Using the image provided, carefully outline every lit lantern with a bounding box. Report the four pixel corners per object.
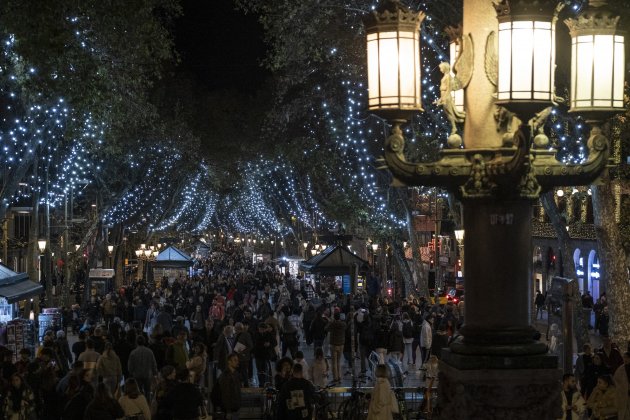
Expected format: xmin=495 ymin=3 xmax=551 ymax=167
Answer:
xmin=565 ymin=0 xmax=625 ymax=121
xmin=494 ymin=0 xmax=557 ymax=119
xmin=364 ymin=0 xmax=425 ymax=121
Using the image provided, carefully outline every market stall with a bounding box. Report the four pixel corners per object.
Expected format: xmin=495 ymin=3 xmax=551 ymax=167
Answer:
xmin=0 ymin=264 xmax=41 ymax=360
xmin=0 ymin=263 xmax=43 ymax=320
xmin=300 ymin=245 xmax=369 ymax=295
xmin=151 ymin=245 xmax=194 ymax=285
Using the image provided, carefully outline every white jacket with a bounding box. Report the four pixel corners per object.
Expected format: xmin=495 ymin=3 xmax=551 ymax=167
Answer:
xmin=420 ymin=320 xmax=432 ymax=349
xmin=367 ymin=378 xmax=399 ymax=420
xmin=557 ymin=389 xmax=586 ymax=420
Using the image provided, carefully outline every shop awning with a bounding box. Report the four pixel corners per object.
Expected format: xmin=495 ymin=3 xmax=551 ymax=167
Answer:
xmin=0 ymin=264 xmax=43 ymax=303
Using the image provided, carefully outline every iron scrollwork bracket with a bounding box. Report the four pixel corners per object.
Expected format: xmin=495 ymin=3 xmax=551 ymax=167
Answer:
xmin=380 ymin=122 xmax=610 ymax=200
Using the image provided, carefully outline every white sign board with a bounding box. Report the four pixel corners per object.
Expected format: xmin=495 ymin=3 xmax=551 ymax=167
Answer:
xmin=88 ymin=269 xmax=115 ymax=278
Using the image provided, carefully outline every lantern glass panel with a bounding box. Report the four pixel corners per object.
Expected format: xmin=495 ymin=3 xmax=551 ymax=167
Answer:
xmin=367 ymin=29 xmax=420 ymax=112
xmin=571 ymin=33 xmax=625 ymax=110
xmin=398 ymin=34 xmax=417 ymax=102
xmin=367 ymin=33 xmax=380 ymax=107
xmin=497 ymin=20 xmax=554 ymax=102
xmin=378 ymin=33 xmax=400 ymax=105
xmin=613 ymin=36 xmax=624 ymax=107
xmin=593 ymin=35 xmax=614 ymax=107
xmin=511 ymin=21 xmax=535 ymax=98
xmin=497 ymin=22 xmax=513 ymax=100
xmin=533 ymin=21 xmax=552 ymax=99
xmin=449 ymin=42 xmax=464 ymax=113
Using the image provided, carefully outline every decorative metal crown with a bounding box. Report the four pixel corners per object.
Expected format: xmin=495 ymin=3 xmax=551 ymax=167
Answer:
xmin=493 ymin=0 xmax=558 ymax=20
xmin=564 ymin=1 xmax=621 ymax=36
xmin=363 ymin=0 xmax=425 ymax=32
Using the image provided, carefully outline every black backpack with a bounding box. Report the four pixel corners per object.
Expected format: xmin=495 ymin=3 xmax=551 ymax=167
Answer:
xmin=402 ymin=321 xmax=414 ymax=339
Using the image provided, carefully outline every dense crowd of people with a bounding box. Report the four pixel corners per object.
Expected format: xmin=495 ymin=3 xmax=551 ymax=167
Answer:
xmin=1 ymin=243 xmax=628 ymax=419
xmin=0 ymin=244 xmax=461 ymax=419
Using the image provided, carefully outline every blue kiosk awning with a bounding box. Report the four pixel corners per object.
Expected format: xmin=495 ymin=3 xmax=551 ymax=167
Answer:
xmin=152 ymin=246 xmax=194 ymax=268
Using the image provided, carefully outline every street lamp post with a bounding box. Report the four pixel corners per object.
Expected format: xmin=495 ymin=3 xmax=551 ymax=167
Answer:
xmin=454 ymin=229 xmax=464 ymax=278
xmin=37 ymin=239 xmax=47 ymax=283
xmin=370 ymin=242 xmax=379 ymax=287
xmin=107 ymin=245 xmax=114 ymax=269
xmin=363 ymin=0 xmax=623 ymax=416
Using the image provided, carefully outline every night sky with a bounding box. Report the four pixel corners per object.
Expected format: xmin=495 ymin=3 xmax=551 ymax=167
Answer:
xmin=174 ymin=0 xmax=269 ymax=93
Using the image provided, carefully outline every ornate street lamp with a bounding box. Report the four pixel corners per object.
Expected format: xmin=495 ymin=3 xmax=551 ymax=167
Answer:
xmin=454 ymin=229 xmax=465 ymax=276
xmin=364 ymin=0 xmax=624 ymax=416
xmin=37 ymin=239 xmax=47 ymax=283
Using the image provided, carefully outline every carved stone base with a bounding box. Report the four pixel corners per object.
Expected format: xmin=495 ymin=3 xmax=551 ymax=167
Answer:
xmin=437 ymin=352 xmax=562 ymax=420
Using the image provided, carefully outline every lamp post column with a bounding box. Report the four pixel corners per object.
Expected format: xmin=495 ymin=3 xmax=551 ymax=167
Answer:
xmin=450 ymin=200 xmax=545 ymax=355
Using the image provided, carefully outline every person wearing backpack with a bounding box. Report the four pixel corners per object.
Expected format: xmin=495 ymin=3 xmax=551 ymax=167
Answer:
xmin=401 ymin=312 xmax=415 ymax=372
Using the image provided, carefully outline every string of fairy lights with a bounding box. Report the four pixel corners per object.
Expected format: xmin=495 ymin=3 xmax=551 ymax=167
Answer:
xmin=0 ymin=0 xmax=594 ymax=241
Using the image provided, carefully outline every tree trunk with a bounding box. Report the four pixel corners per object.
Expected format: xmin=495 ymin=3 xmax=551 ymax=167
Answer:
xmin=540 ymin=191 xmax=590 ymax=350
xmin=406 ymin=205 xmax=429 ymax=299
xmin=28 ymin=158 xmax=40 ymax=290
xmin=392 ymin=241 xmax=412 ymax=297
xmin=592 ymin=177 xmax=630 ymax=344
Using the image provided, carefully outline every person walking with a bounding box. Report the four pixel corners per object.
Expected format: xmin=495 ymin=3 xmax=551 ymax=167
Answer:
xmin=2 ymin=373 xmax=36 ymax=420
xmin=367 ymin=364 xmax=399 ymax=420
xmin=419 ymin=314 xmax=434 ymax=369
xmin=128 ymin=336 xmax=158 ymax=401
xmin=186 ymin=342 xmax=208 ymax=387
xmin=164 ymin=369 xmax=206 ymax=420
xmin=95 ymin=342 xmax=123 ymax=395
xmin=559 ymin=373 xmax=586 ymax=420
xmin=84 ymin=382 xmax=125 ymax=420
xmin=326 ymin=312 xmax=346 ymax=383
xmin=78 ymin=339 xmax=100 ymax=386
xmin=401 ymin=312 xmax=415 ymax=370
xmin=574 ymin=343 xmax=594 ymax=399
xmin=586 ymin=374 xmax=617 ymax=420
xmin=252 ymin=322 xmax=276 ymax=387
xmin=166 ymin=330 xmax=189 ymax=370
xmin=234 ymin=322 xmax=254 ymax=386
xmin=276 ymin=363 xmax=315 ymax=420
xmin=281 ymin=311 xmax=300 ymax=358
xmin=216 ymin=353 xmax=242 ymax=420
xmin=356 ymin=309 xmax=374 ymax=374
xmin=310 ymin=310 xmax=328 ymax=351
xmin=535 ymin=290 xmax=546 ymax=319
xmin=118 ymin=378 xmax=152 ymax=420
